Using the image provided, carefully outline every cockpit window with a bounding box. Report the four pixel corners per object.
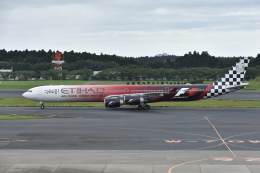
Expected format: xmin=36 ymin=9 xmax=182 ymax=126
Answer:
xmin=27 ymin=90 xmax=32 ymax=92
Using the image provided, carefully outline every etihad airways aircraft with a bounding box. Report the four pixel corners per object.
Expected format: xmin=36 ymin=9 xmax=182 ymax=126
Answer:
xmin=23 ymin=57 xmax=251 ymax=110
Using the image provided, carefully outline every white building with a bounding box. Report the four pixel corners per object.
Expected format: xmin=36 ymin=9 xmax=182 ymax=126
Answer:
xmin=93 ymin=71 xmax=102 ymax=75
xmin=0 ymin=68 xmax=12 ymax=72
xmin=0 ymin=68 xmax=13 ymax=80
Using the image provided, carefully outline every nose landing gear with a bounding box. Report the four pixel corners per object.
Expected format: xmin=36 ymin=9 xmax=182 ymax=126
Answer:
xmin=40 ymin=101 xmax=44 ymax=109
xmin=137 ymin=104 xmax=150 ymax=110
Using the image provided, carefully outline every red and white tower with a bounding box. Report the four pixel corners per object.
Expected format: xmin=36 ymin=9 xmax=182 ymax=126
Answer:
xmin=52 ymin=52 xmax=65 ymax=76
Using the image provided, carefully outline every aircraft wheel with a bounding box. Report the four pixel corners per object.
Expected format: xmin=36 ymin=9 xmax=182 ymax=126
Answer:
xmin=137 ymin=105 xmax=142 ymax=110
xmin=148 ymin=105 xmax=150 ymax=110
xmin=41 ymin=105 xmax=45 ymax=109
xmin=144 ymin=105 xmax=148 ymax=110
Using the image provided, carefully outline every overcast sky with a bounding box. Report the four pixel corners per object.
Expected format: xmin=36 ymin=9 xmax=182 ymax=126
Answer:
xmin=1 ymin=0 xmax=260 ymax=57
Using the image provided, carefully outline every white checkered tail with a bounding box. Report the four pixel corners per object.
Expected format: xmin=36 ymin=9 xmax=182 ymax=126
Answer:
xmin=203 ymin=57 xmax=251 ymax=99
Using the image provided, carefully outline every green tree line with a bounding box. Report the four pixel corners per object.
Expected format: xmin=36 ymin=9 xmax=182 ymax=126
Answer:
xmin=0 ymin=68 xmax=92 ymax=81
xmin=1 ymin=49 xmax=260 ymax=70
xmin=1 ymin=64 xmax=259 ymax=81
xmin=1 ymin=49 xmax=260 ymax=81
xmin=94 ymin=66 xmax=260 ymax=81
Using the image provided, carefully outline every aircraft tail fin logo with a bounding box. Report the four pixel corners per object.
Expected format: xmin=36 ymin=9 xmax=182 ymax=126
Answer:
xmin=217 ymin=57 xmax=250 ymax=86
xmin=203 ymin=57 xmax=251 ymax=99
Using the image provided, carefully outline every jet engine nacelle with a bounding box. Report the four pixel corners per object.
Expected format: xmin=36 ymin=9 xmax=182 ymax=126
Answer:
xmin=124 ymin=96 xmax=144 ymax=105
xmin=104 ymin=97 xmax=124 ymax=107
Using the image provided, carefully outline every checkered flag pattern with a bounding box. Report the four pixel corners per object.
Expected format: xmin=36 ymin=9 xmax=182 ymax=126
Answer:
xmin=203 ymin=57 xmax=251 ymax=99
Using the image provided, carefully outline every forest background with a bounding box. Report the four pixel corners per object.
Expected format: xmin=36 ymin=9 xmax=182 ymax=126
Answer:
xmin=0 ymin=49 xmax=260 ymax=82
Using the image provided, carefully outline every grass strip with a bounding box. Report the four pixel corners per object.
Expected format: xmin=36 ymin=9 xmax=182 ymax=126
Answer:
xmin=0 ymin=97 xmax=260 ymax=108
xmin=0 ymin=114 xmax=44 ymax=120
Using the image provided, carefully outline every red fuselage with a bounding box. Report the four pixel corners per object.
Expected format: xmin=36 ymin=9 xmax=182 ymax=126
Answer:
xmin=30 ymin=84 xmax=214 ymax=103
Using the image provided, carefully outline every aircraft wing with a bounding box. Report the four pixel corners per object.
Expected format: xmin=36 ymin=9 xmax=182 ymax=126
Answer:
xmin=105 ymin=92 xmax=165 ymax=100
xmin=105 ymin=87 xmax=178 ymax=100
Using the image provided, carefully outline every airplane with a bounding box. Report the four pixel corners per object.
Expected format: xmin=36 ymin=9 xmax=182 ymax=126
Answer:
xmin=22 ymin=57 xmax=251 ymax=110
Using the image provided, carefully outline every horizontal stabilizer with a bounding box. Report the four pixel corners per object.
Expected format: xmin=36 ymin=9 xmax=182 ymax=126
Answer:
xmin=226 ymin=83 xmax=251 ymax=90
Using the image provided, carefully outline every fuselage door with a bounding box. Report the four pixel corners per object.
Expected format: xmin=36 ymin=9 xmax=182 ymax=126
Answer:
xmin=37 ymin=88 xmax=42 ymax=95
xmin=124 ymin=88 xmax=128 ymax=94
xmin=165 ymin=87 xmax=169 ymax=94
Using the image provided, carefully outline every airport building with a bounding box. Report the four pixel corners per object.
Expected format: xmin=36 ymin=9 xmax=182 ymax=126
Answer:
xmin=0 ymin=68 xmax=13 ymax=80
xmin=93 ymin=71 xmax=102 ymax=75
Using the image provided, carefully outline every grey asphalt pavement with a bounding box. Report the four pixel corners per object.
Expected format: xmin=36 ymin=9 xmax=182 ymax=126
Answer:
xmin=1 ymin=89 xmax=260 ymax=100
xmin=209 ymin=91 xmax=260 ymax=100
xmin=0 ymin=90 xmax=26 ymax=97
xmin=0 ymin=107 xmax=259 ymax=172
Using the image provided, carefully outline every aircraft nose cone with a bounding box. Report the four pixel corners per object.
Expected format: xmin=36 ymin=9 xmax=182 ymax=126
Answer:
xmin=22 ymin=92 xmax=27 ymax=98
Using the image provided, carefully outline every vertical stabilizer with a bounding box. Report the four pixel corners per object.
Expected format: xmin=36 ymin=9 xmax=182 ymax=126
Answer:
xmin=216 ymin=57 xmax=250 ymax=86
xmin=203 ymin=57 xmax=251 ymax=98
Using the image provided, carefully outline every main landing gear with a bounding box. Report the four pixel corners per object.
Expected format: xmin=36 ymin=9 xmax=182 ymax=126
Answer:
xmin=40 ymin=101 xmax=44 ymax=109
xmin=137 ymin=103 xmax=150 ymax=110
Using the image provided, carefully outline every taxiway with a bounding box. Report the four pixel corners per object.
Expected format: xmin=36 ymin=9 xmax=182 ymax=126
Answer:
xmin=0 ymin=107 xmax=259 ymax=172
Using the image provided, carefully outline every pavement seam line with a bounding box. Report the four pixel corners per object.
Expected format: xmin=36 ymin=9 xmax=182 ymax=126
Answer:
xmin=246 ymin=165 xmax=255 ymax=173
xmin=102 ymin=164 xmax=107 ymax=173
xmin=205 ymin=117 xmax=236 ymax=157
xmin=53 ymin=163 xmax=62 ymax=172
xmin=2 ymin=164 xmax=15 ymax=173
xmin=199 ymin=164 xmax=203 ymax=173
